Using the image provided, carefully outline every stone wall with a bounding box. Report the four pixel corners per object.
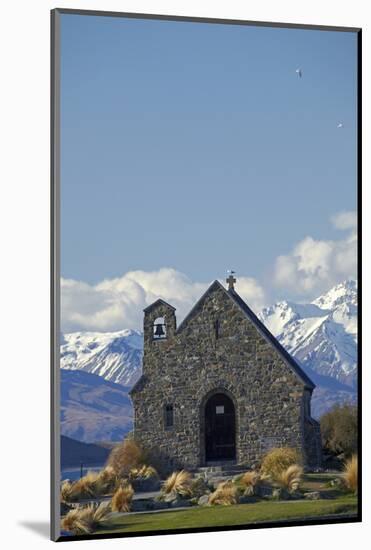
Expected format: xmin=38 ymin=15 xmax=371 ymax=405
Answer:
xmin=131 ymin=283 xmax=321 ymax=471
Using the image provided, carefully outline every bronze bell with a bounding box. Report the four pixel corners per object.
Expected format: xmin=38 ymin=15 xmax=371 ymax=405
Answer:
xmin=154 ymin=323 xmax=165 ymax=337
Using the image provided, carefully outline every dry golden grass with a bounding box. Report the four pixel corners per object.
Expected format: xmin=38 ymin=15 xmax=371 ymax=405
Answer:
xmin=94 ymin=467 xmax=121 ymax=495
xmin=161 ymin=470 xmax=193 ymax=497
xmin=276 ymin=464 xmax=303 ymax=492
xmin=60 ymin=480 xmax=73 ymax=503
xmin=107 ymin=438 xmax=146 ymax=477
xmin=341 ymin=454 xmax=358 ymax=494
xmin=241 ymin=471 xmax=260 ymax=489
xmin=261 ymin=447 xmax=301 ymax=481
xmin=61 ymin=502 xmax=111 ymax=535
xmin=61 ymin=508 xmax=91 ymax=535
xmin=111 ymin=482 xmax=134 ymax=512
xmin=129 ymin=465 xmax=158 ymax=480
xmin=61 ymin=469 xmax=121 ymax=503
xmin=208 ymin=480 xmax=238 ymax=506
xmin=66 ymin=472 xmax=99 ymax=501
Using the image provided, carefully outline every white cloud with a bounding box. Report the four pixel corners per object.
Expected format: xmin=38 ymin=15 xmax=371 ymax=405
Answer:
xmin=61 ymin=268 xmax=266 ymax=333
xmin=235 ymin=277 xmax=266 ymax=311
xmin=61 ymin=211 xmax=357 ymax=333
xmin=331 ymin=210 xmax=357 ymax=231
xmin=273 ymin=211 xmax=357 ymax=297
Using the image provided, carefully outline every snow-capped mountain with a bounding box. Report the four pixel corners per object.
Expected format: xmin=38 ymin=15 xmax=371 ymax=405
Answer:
xmin=60 ymin=329 xmax=143 ymax=387
xmin=259 ymin=279 xmax=357 ymax=388
xmin=60 ymin=279 xmax=357 ymax=432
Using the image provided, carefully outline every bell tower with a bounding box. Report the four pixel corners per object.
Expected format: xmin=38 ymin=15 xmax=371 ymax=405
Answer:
xmin=142 ymin=299 xmax=177 ymax=350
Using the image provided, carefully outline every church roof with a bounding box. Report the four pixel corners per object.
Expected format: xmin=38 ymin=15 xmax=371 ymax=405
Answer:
xmin=143 ymin=298 xmax=176 ymax=313
xmin=177 ymin=280 xmax=315 ymax=391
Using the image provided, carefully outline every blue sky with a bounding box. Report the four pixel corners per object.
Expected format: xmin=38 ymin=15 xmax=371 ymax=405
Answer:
xmin=60 ymin=14 xmax=357 ymax=329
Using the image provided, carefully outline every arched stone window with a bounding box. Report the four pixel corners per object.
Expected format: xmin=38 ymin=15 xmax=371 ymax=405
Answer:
xmin=153 ymin=316 xmax=166 ymax=339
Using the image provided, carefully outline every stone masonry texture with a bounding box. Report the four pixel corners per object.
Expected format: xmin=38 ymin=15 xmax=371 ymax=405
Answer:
xmin=130 ymin=281 xmax=322 ymax=471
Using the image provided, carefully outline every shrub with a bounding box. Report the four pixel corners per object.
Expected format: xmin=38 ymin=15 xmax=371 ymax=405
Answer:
xmin=111 ymin=482 xmax=134 ymax=512
xmin=60 ymin=480 xmax=73 ymax=503
xmin=142 ymin=449 xmax=174 ymax=478
xmin=66 ymin=471 xmax=99 ymax=501
xmin=107 ymin=438 xmax=146 ymax=477
xmin=190 ymin=476 xmax=211 ymax=498
xmin=61 ymin=508 xmax=91 ymax=535
xmin=208 ymin=480 xmax=238 ymax=506
xmin=61 ymin=468 xmax=122 ymax=503
xmin=161 ymin=470 xmax=193 ymax=497
xmin=341 ymin=454 xmax=358 ymax=494
xmin=239 ymin=471 xmax=261 ymax=496
xmin=129 ymin=465 xmax=158 ymax=480
xmin=240 ymin=471 xmax=260 ymax=489
xmin=320 ymin=404 xmax=357 ymax=457
xmin=276 ymin=464 xmax=303 ymax=492
xmin=261 ymin=447 xmax=301 ymax=481
xmin=94 ymin=466 xmax=121 ymax=495
xmin=61 ymin=502 xmax=111 ymax=535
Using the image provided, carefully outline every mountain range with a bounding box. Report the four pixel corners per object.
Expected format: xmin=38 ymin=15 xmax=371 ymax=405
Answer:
xmin=61 ymin=369 xmax=133 ymax=442
xmin=60 ymin=279 xmax=357 ymax=442
xmin=61 ymin=329 xmax=143 ymax=386
xmin=259 ymin=279 xmax=357 ymax=388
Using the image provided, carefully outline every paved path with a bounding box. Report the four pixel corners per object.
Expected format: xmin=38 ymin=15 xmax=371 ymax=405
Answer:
xmin=74 ymin=490 xmax=162 ymax=506
xmin=133 ymin=490 xmax=161 ymax=501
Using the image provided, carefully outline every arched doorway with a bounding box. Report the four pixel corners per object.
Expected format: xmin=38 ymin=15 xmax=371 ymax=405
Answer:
xmin=205 ymin=393 xmax=236 ymax=461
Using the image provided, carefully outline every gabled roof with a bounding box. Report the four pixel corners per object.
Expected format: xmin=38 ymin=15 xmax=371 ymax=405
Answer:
xmin=176 ymin=280 xmax=221 ymax=332
xmin=177 ymin=280 xmax=315 ymax=390
xmin=143 ymin=298 xmax=176 ymax=313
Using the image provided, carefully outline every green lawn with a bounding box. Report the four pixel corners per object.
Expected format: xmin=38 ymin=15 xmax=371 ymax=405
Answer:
xmin=96 ymin=495 xmax=357 ymax=535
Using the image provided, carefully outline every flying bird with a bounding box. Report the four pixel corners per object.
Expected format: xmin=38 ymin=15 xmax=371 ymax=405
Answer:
xmin=295 ymin=68 xmax=302 ymax=78
xmin=337 ymin=122 xmax=344 ymax=128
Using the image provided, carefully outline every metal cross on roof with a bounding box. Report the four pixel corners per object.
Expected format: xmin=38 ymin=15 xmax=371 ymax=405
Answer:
xmin=226 ymin=271 xmax=236 ymax=290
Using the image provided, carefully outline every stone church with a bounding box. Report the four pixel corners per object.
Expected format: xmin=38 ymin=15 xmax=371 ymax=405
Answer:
xmin=130 ymin=275 xmax=322 ymax=470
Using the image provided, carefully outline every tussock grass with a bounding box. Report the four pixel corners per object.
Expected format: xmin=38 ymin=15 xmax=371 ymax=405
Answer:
xmin=276 ymin=464 xmax=303 ymax=492
xmin=94 ymin=466 xmax=120 ymax=495
xmin=161 ymin=470 xmax=193 ymax=497
xmin=60 ymin=468 xmax=121 ymax=503
xmin=67 ymin=471 xmax=99 ymax=501
xmin=341 ymin=455 xmax=358 ymax=494
xmin=190 ymin=477 xmax=211 ymax=498
xmin=111 ymin=482 xmax=134 ymax=513
xmin=60 ymin=480 xmax=73 ymax=503
xmin=208 ymin=480 xmax=238 ymax=506
xmin=61 ymin=502 xmax=111 ymax=535
xmin=241 ymin=471 xmax=260 ymax=488
xmin=129 ymin=465 xmax=158 ymax=480
xmin=261 ymin=447 xmax=301 ymax=481
xmin=108 ymin=438 xmax=146 ymax=477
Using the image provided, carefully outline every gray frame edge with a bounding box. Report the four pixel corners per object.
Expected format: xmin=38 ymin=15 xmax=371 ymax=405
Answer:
xmin=51 ymin=8 xmax=61 ymax=542
xmin=49 ymin=8 xmax=362 ymax=542
xmin=53 ymin=7 xmax=361 ymax=33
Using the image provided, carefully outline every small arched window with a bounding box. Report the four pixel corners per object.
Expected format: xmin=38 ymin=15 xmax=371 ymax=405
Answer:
xmin=153 ymin=316 xmax=166 ymax=340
